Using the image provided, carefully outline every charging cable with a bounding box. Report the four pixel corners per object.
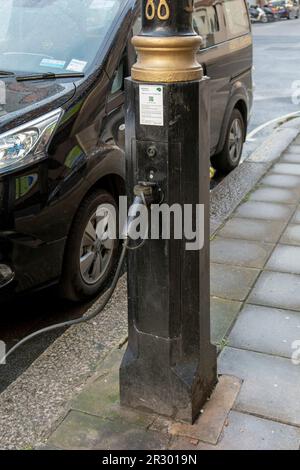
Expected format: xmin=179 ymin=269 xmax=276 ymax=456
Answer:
xmin=1 ymin=184 xmax=159 ymax=365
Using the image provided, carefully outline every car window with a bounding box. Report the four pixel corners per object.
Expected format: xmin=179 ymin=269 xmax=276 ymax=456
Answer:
xmin=132 ymin=14 xmax=142 ymax=37
xmin=193 ymin=4 xmax=221 ymax=49
xmin=223 ymin=0 xmax=250 ymax=39
xmin=0 ymin=0 xmax=125 ymax=75
xmin=111 ymin=60 xmax=124 ymax=94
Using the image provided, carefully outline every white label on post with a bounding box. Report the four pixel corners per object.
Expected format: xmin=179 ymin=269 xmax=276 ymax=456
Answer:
xmin=139 ymin=85 xmax=164 ymax=126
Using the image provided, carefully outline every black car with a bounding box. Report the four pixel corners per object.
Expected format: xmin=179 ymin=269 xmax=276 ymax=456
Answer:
xmin=0 ymin=0 xmax=252 ymax=301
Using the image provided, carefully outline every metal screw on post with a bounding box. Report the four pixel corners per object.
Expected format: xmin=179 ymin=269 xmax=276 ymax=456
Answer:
xmin=120 ymin=0 xmax=217 ymax=424
xmin=147 ymin=145 xmax=157 ymax=159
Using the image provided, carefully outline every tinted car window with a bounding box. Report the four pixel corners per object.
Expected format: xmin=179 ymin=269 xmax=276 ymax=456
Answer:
xmin=133 ymin=15 xmax=142 ymax=37
xmin=111 ymin=61 xmax=124 ymax=94
xmin=0 ymin=0 xmax=125 ymax=75
xmin=193 ymin=4 xmax=220 ymax=49
xmin=224 ymin=0 xmax=250 ymax=39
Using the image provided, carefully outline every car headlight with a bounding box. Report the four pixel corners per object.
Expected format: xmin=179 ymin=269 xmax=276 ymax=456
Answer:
xmin=0 ymin=108 xmax=63 ymax=173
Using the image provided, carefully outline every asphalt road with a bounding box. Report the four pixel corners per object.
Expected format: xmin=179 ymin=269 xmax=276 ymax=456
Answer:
xmin=1 ymin=18 xmax=300 ymax=394
xmin=0 ymin=287 xmax=94 ymax=392
xmin=243 ymin=18 xmax=300 ymax=159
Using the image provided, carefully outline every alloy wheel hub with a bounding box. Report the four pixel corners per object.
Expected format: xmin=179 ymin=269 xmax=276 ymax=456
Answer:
xmin=79 ymin=204 xmax=115 ymax=285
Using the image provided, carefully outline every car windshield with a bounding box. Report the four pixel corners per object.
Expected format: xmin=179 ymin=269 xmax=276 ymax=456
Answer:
xmin=0 ymin=0 xmax=124 ymax=75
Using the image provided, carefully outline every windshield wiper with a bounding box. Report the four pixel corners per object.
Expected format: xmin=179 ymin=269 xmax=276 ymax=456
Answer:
xmin=16 ymin=72 xmax=85 ymax=82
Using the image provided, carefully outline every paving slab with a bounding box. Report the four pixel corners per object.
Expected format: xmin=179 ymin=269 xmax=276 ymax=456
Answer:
xmin=169 ymin=437 xmax=199 ymax=450
xmin=272 ymin=163 xmax=300 ymax=176
xmin=247 ymin=127 xmax=299 ymax=163
xmin=248 ymin=271 xmax=300 ymax=311
xmin=229 ymin=304 xmax=300 ymax=358
xmin=94 ymin=348 xmax=124 ymax=375
xmin=210 ymin=161 xmax=270 ymax=232
xmin=47 ymin=411 xmax=169 ymax=450
xmin=211 ymin=298 xmax=242 ymax=346
xmin=281 ymin=119 xmax=300 ymax=132
xmin=155 ymin=376 xmax=242 ymax=445
xmin=249 ymin=187 xmax=299 ymax=204
xmin=235 ymin=201 xmax=294 ymax=221
xmin=219 ymin=348 xmax=300 ymax=426
xmin=197 ymin=411 xmax=300 ymax=450
xmin=218 ymin=217 xmax=286 ymax=244
xmin=266 ymin=244 xmax=300 ymax=275
xmin=211 ymin=264 xmax=260 ymax=302
xmin=292 ymin=209 xmax=300 ymax=224
xmin=281 ymin=224 xmax=300 ymax=246
xmin=282 ymin=153 xmax=300 ymax=164
xmin=261 ymin=173 xmax=300 ymax=189
xmin=286 ymin=145 xmax=300 ymax=154
xmin=211 ymin=238 xmax=274 ymax=269
xmin=71 ymin=361 xmax=154 ymax=428
xmin=70 ymin=349 xmax=160 ymax=429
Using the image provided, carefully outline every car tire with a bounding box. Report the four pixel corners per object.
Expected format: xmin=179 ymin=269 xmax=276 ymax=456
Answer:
xmin=211 ymin=109 xmax=245 ymax=175
xmin=60 ymin=189 xmax=119 ymax=302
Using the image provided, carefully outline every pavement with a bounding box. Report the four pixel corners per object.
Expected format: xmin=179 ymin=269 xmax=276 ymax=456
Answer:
xmin=31 ymin=125 xmax=300 ymax=451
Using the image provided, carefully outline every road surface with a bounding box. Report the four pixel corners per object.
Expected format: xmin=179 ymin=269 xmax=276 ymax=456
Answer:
xmin=243 ymin=18 xmax=300 ymax=159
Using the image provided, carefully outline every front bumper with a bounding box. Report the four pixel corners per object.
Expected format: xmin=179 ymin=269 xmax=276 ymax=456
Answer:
xmin=0 ymin=235 xmax=66 ymax=297
xmin=0 ymin=160 xmax=70 ymax=299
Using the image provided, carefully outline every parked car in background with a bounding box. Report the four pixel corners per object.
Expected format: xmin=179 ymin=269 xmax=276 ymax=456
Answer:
xmin=193 ymin=0 xmax=253 ymax=174
xmin=0 ymin=0 xmax=252 ymax=302
xmin=268 ymin=0 xmax=299 ymax=19
xmin=263 ymin=5 xmax=281 ymax=19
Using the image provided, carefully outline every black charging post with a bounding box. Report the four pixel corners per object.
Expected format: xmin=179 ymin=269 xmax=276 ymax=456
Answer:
xmin=120 ymin=0 xmax=217 ymax=424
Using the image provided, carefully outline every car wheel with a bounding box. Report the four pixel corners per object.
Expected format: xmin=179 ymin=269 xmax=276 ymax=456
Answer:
xmin=211 ymin=109 xmax=245 ymax=175
xmin=60 ymin=189 xmax=119 ymax=301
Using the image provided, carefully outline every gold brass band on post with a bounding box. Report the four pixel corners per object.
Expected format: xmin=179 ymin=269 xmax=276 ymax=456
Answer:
xmin=131 ymin=35 xmax=203 ymax=83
